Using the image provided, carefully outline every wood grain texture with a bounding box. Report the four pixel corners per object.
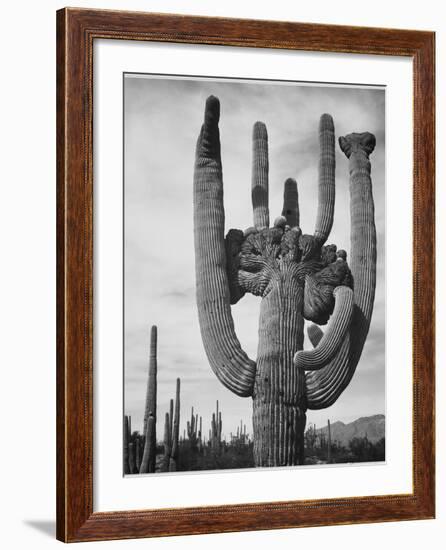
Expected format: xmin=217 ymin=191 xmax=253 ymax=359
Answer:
xmin=56 ymin=7 xmax=435 ymax=542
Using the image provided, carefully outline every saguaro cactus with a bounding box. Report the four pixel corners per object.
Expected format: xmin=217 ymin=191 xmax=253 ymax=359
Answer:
xmin=162 ymin=412 xmax=171 ymax=472
xmin=140 ymin=325 xmax=158 ymax=473
xmin=123 ymin=415 xmax=130 ymax=474
xmin=193 ymin=96 xmax=377 ymax=466
xmin=187 ymin=407 xmax=198 ymax=450
xmin=210 ymin=400 xmax=222 ymax=453
xmin=327 ymin=419 xmax=332 ymax=463
xmin=169 ymin=377 xmax=181 ymax=472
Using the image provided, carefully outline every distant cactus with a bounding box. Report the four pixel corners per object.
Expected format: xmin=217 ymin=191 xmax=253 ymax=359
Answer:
xmin=123 ymin=415 xmax=130 ymax=474
xmin=169 ymin=377 xmax=181 ymax=472
xmin=140 ymin=325 xmax=158 ymax=473
xmin=128 ymin=439 xmax=136 ymax=474
xmin=327 ymin=419 xmax=332 ymax=463
xmin=140 ymin=414 xmax=155 ymax=473
xmin=198 ymin=416 xmax=203 ymax=452
xmin=169 ymin=398 xmax=174 ymax=447
xmin=162 ymin=412 xmax=171 ymax=472
xmin=143 ymin=326 xmax=157 ymax=439
xmin=135 ymin=434 xmax=142 ymax=471
xmin=187 ymin=406 xmax=199 ymax=450
xmin=210 ymin=400 xmax=222 ymax=453
xmin=193 ymin=96 xmax=377 ymax=466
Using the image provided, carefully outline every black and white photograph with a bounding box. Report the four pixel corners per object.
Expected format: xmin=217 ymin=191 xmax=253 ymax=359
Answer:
xmin=123 ymin=74 xmax=385 ymax=475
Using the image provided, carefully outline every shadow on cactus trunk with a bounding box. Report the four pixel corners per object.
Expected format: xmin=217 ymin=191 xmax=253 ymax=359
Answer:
xmin=193 ymin=96 xmax=377 ymax=467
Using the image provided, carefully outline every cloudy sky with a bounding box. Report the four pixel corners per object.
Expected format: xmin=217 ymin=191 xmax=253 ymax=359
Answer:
xmin=124 ymin=74 xmax=385 ymax=443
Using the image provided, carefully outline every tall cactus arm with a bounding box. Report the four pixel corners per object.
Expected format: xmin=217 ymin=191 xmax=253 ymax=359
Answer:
xmin=193 ymin=96 xmax=256 ymax=397
xmin=339 ymin=132 xmax=377 ymax=367
xmin=314 ymin=114 xmax=336 ymax=244
xmin=305 ymin=132 xmax=377 ymax=409
xmin=307 ymin=324 xmax=324 ymax=347
xmin=252 ymin=121 xmax=269 ymax=229
xmin=295 ymin=286 xmax=353 ymax=371
xmin=282 ymin=178 xmax=299 ymax=228
xmin=304 ymin=339 xmax=351 ymax=409
xmin=143 ymin=325 xmax=157 ymax=440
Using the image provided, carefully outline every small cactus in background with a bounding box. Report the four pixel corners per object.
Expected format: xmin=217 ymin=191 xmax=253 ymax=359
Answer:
xmin=155 ymin=380 xmax=181 ymax=472
xmin=162 ymin=412 xmax=171 ymax=471
xmin=193 ymin=96 xmax=377 ymax=466
xmin=135 ymin=434 xmax=142 ymax=472
xmin=128 ymin=439 xmax=136 ymax=474
xmin=169 ymin=398 xmax=174 ymax=447
xmin=123 ymin=415 xmax=130 ymax=475
xmin=198 ymin=416 xmax=203 ymax=452
xmin=140 ymin=414 xmax=155 ymax=473
xmin=187 ymin=407 xmax=198 ymax=450
xmin=140 ymin=325 xmax=158 ymax=473
xmin=169 ymin=378 xmax=181 ymax=472
xmin=141 ymin=325 xmax=158 ymax=473
xmin=327 ymin=419 xmax=332 ymax=463
xmin=210 ymin=400 xmax=222 ymax=453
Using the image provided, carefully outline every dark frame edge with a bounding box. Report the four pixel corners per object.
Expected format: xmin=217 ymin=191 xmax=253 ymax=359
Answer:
xmin=56 ymin=7 xmax=67 ymax=543
xmin=56 ymin=7 xmax=435 ymax=543
xmin=57 ymin=7 xmax=94 ymax=542
xmin=412 ymin=29 xmax=436 ymax=521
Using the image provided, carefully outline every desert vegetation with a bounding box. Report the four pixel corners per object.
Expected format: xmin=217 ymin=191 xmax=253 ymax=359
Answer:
xmin=123 ymin=324 xmax=384 ymax=474
xmin=123 ymin=324 xmax=255 ymax=474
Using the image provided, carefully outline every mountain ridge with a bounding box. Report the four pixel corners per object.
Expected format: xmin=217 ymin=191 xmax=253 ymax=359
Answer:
xmin=312 ymin=414 xmax=385 ymax=446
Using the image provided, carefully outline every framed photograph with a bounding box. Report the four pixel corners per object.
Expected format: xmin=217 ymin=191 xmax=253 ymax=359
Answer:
xmin=56 ymin=8 xmax=435 ymax=542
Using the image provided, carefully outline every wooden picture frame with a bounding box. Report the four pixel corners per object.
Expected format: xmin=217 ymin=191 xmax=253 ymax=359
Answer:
xmin=56 ymin=7 xmax=435 ymax=542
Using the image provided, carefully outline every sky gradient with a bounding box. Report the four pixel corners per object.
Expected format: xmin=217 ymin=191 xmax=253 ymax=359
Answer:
xmin=124 ymin=74 xmax=385 ymax=443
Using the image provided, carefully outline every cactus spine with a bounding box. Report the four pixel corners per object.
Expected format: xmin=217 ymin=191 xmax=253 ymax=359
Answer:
xmin=193 ymin=96 xmax=377 ymax=466
xmin=140 ymin=325 xmax=158 ymax=473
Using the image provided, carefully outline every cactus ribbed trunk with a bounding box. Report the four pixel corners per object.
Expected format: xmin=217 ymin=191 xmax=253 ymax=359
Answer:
xmin=253 ymin=272 xmax=306 ymax=466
